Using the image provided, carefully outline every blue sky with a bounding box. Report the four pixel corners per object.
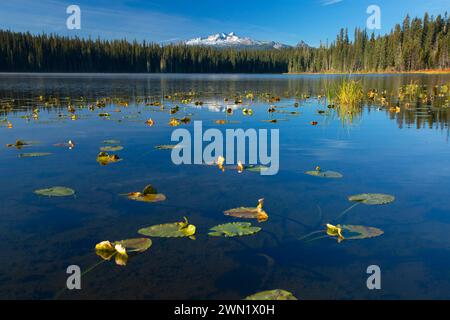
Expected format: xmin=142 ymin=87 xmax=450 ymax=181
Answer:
xmin=0 ymin=0 xmax=448 ymax=46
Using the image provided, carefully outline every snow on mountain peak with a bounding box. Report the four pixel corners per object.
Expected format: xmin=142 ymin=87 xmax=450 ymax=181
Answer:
xmin=185 ymin=32 xmax=292 ymax=50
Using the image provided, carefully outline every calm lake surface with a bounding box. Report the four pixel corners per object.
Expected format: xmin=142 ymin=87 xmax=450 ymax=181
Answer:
xmin=1 ymin=73 xmax=450 ymax=299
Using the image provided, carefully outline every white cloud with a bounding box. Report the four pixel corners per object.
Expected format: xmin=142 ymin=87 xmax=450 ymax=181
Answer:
xmin=320 ymin=0 xmax=343 ymax=6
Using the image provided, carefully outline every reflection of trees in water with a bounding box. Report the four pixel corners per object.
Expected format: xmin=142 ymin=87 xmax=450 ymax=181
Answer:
xmin=0 ymin=74 xmax=449 ymax=130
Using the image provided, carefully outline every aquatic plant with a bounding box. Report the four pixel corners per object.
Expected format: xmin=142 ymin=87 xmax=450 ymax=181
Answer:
xmin=208 ymin=222 xmax=261 ymax=237
xmin=95 ymin=238 xmax=152 ymax=266
xmin=96 ymin=151 xmax=121 ymax=165
xmin=19 ymin=152 xmax=52 ymax=158
xmin=305 ymin=166 xmax=343 ymax=178
xmin=138 ymin=217 xmax=196 ymax=239
xmin=334 ymin=79 xmax=364 ymax=106
xmin=300 ymin=223 xmax=384 ymax=243
xmin=244 ymin=289 xmax=297 ymax=300
xmin=125 ymin=184 xmax=166 ymax=203
xmin=34 ymin=186 xmax=75 ymax=197
xmin=224 ymin=198 xmax=268 ymax=222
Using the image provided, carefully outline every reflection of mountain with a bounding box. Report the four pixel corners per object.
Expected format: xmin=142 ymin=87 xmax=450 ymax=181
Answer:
xmin=0 ymin=74 xmax=449 ymax=131
xmin=185 ymin=32 xmax=293 ymax=50
xmin=189 ymin=99 xmax=241 ymax=113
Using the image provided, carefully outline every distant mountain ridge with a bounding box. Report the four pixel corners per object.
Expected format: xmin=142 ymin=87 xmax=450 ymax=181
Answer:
xmin=185 ymin=32 xmax=300 ymax=50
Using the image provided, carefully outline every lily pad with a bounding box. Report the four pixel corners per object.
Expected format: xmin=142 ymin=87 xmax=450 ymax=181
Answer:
xmin=326 ymin=224 xmax=384 ymax=242
xmin=154 ymin=144 xmax=180 ymax=150
xmin=305 ymin=169 xmax=343 ymax=178
xmin=138 ymin=217 xmax=196 ymax=238
xmin=113 ymin=238 xmax=152 ymax=252
xmin=341 ymin=225 xmax=384 ymax=240
xmin=126 ymin=184 xmax=166 ymax=203
xmin=95 ymin=238 xmax=151 ymax=266
xmin=100 ymin=145 xmax=123 ymax=152
xmin=224 ymin=199 xmax=268 ymax=222
xmin=103 ymin=139 xmax=120 ymax=144
xmin=246 ymin=165 xmax=269 ymax=173
xmin=348 ymin=193 xmax=395 ymax=205
xmin=96 ymin=152 xmax=122 ymax=165
xmin=245 ymin=289 xmax=298 ymax=300
xmin=34 ymin=186 xmax=75 ymax=197
xmin=19 ymin=152 xmax=51 ymax=158
xmin=208 ymin=222 xmax=261 ymax=237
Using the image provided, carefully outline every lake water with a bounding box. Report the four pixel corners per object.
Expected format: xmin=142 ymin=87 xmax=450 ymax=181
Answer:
xmin=1 ymin=73 xmax=450 ymax=299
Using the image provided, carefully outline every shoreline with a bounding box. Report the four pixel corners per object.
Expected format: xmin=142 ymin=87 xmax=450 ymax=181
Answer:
xmin=285 ymin=69 xmax=450 ymax=75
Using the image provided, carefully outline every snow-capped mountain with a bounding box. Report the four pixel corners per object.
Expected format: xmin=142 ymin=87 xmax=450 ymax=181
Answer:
xmin=185 ymin=32 xmax=292 ymax=50
xmin=296 ymin=40 xmax=310 ymax=48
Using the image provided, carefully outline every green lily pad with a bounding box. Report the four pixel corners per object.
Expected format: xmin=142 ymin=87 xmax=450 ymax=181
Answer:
xmin=103 ymin=139 xmax=120 ymax=144
xmin=34 ymin=186 xmax=75 ymax=197
xmin=100 ymin=145 xmax=123 ymax=152
xmin=95 ymin=238 xmax=151 ymax=266
xmin=138 ymin=217 xmax=196 ymax=238
xmin=208 ymin=222 xmax=261 ymax=237
xmin=113 ymin=238 xmax=152 ymax=253
xmin=126 ymin=184 xmax=166 ymax=203
xmin=19 ymin=152 xmax=51 ymax=158
xmin=224 ymin=199 xmax=268 ymax=222
xmin=246 ymin=165 xmax=269 ymax=173
xmin=305 ymin=170 xmax=343 ymax=178
xmin=245 ymin=289 xmax=298 ymax=300
xmin=341 ymin=225 xmax=384 ymax=240
xmin=348 ymin=193 xmax=395 ymax=205
xmin=154 ymin=145 xmax=180 ymax=150
xmin=96 ymin=152 xmax=122 ymax=165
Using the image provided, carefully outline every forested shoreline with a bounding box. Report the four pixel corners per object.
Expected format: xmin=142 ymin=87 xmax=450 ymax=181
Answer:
xmin=0 ymin=12 xmax=448 ymax=73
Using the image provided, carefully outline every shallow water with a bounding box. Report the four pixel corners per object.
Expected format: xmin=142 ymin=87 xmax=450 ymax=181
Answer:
xmin=1 ymin=73 xmax=450 ymax=299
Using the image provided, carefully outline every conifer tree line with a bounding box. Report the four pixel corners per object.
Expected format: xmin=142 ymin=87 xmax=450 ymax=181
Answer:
xmin=0 ymin=12 xmax=448 ymax=73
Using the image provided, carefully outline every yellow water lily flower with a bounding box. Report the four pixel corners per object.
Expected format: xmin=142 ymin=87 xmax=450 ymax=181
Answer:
xmin=217 ymin=156 xmax=225 ymax=171
xmin=95 ymin=240 xmax=129 ymax=266
xmin=256 ymin=198 xmax=268 ymax=222
xmin=169 ymin=118 xmax=181 ymax=127
xmin=95 ymin=240 xmax=114 ymax=251
xmin=237 ymin=161 xmax=244 ymax=173
xmin=114 ymin=243 xmax=126 ymax=255
xmin=326 ymin=223 xmax=344 ymax=243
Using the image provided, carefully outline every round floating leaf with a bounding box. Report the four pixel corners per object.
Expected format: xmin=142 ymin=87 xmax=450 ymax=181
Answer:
xmin=103 ymin=139 xmax=120 ymax=144
xmin=305 ymin=170 xmax=343 ymax=178
xmin=245 ymin=289 xmax=297 ymax=300
xmin=154 ymin=145 xmax=179 ymax=150
xmin=96 ymin=152 xmax=122 ymax=165
xmin=224 ymin=199 xmax=268 ymax=222
xmin=208 ymin=222 xmax=261 ymax=237
xmin=127 ymin=192 xmax=166 ymax=203
xmin=348 ymin=193 xmax=395 ymax=205
xmin=224 ymin=207 xmax=268 ymax=222
xmin=138 ymin=217 xmax=196 ymax=238
xmin=126 ymin=184 xmax=166 ymax=203
xmin=246 ymin=165 xmax=269 ymax=173
xmin=19 ymin=152 xmax=51 ymax=158
xmin=113 ymin=238 xmax=152 ymax=253
xmin=34 ymin=186 xmax=75 ymax=197
xmin=100 ymin=145 xmax=123 ymax=152
xmin=341 ymin=225 xmax=384 ymax=240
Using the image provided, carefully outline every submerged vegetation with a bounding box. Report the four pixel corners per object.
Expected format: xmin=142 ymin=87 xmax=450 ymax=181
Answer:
xmin=0 ymin=12 xmax=449 ymax=73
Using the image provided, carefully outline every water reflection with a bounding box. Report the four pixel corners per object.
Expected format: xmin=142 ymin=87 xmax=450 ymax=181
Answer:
xmin=1 ymin=73 xmax=449 ymax=130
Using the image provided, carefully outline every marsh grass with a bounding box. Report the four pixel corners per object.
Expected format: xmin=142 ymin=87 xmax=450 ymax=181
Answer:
xmin=325 ymin=78 xmax=364 ymax=125
xmin=334 ymin=79 xmax=364 ymax=106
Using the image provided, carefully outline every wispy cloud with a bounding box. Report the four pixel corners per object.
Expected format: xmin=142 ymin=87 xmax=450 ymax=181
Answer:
xmin=320 ymin=0 xmax=343 ymax=6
